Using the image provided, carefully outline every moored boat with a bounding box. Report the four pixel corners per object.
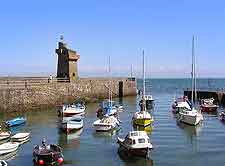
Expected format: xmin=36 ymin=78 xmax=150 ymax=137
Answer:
xmin=0 ymin=142 xmax=19 ymax=155
xmin=132 ymin=50 xmax=154 ymax=127
xmin=177 ymin=36 xmax=204 ymax=126
xmin=0 ymin=132 xmax=11 ymax=141
xmin=117 ymin=131 xmax=153 ymax=158
xmin=61 ymin=116 xmax=83 ymax=133
xmin=96 ymin=100 xmax=118 ymax=119
xmin=60 ymin=103 xmax=85 ymax=117
xmin=5 ymin=117 xmax=26 ymax=127
xmin=11 ymin=132 xmax=30 ymax=144
xmin=178 ymin=108 xmax=203 ymax=126
xmin=93 ymin=116 xmax=120 ymax=132
xmin=200 ymin=98 xmax=218 ymax=112
xmin=33 ymin=139 xmax=63 ymax=166
xmin=172 ymin=96 xmax=191 ymax=114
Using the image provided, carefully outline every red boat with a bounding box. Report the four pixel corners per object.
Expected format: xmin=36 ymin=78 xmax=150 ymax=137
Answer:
xmin=200 ymin=98 xmax=218 ymax=112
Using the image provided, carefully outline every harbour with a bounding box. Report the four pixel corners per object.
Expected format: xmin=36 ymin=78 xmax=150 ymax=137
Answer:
xmin=0 ymin=78 xmax=225 ymax=165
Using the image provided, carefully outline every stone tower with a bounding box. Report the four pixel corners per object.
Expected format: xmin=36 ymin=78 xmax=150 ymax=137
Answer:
xmin=56 ymin=37 xmax=80 ymax=81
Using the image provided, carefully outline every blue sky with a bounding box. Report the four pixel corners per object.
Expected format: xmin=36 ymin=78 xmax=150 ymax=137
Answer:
xmin=0 ymin=0 xmax=225 ymax=78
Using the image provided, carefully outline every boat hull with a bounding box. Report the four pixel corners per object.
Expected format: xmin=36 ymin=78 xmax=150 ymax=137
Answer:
xmin=94 ymin=124 xmax=116 ymax=132
xmin=61 ymin=121 xmax=83 ymax=133
xmin=133 ymin=118 xmax=153 ymax=127
xmin=178 ymin=114 xmax=203 ymax=126
xmin=201 ymin=106 xmax=218 ymax=112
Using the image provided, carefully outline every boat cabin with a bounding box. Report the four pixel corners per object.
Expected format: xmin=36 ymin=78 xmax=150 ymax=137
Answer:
xmin=124 ymin=131 xmax=151 ymax=147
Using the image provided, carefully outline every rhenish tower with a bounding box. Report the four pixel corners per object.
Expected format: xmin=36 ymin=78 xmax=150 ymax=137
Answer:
xmin=56 ymin=36 xmax=80 ymax=81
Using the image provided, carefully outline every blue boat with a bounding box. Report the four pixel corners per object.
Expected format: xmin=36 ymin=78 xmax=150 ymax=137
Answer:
xmin=5 ymin=117 xmax=26 ymax=127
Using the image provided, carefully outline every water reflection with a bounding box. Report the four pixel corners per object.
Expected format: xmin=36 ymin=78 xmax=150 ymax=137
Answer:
xmin=92 ymin=128 xmax=120 ymax=138
xmin=118 ymin=149 xmax=153 ymax=166
xmin=0 ymin=150 xmax=17 ymax=161
xmin=58 ymin=128 xmax=83 ymax=149
xmin=133 ymin=125 xmax=153 ymax=135
xmin=176 ymin=121 xmax=203 ymax=137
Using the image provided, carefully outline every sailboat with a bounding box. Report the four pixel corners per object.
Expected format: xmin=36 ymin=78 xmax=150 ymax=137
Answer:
xmin=93 ymin=56 xmax=120 ymax=132
xmin=132 ymin=50 xmax=154 ymax=127
xmin=178 ymin=36 xmax=203 ymax=126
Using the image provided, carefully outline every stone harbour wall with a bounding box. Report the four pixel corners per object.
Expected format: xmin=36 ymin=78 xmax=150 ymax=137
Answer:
xmin=0 ymin=78 xmax=136 ymax=111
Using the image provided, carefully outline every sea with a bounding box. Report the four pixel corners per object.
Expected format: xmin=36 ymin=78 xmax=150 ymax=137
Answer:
xmin=1 ymin=78 xmax=225 ymax=166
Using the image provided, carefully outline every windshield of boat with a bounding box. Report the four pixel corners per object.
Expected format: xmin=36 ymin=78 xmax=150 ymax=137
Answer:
xmin=71 ymin=119 xmax=82 ymax=122
xmin=138 ymin=138 xmax=145 ymax=143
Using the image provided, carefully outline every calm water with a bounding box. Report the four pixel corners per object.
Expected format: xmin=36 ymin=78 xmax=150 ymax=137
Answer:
xmin=2 ymin=78 xmax=225 ymax=166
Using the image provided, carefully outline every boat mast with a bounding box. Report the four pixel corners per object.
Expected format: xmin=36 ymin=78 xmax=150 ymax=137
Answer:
xmin=191 ymin=36 xmax=194 ymax=104
xmin=108 ymin=55 xmax=112 ymax=107
xmin=142 ymin=50 xmax=146 ymax=112
xmin=194 ymin=37 xmax=197 ymax=104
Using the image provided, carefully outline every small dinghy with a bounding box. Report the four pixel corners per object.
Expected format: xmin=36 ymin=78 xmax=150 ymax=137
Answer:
xmin=117 ymin=131 xmax=153 ymax=158
xmin=5 ymin=117 xmax=26 ymax=127
xmin=0 ymin=142 xmax=19 ymax=155
xmin=0 ymin=132 xmax=11 ymax=141
xmin=33 ymin=139 xmax=64 ymax=165
xmin=11 ymin=132 xmax=30 ymax=144
xmin=0 ymin=160 xmax=7 ymax=166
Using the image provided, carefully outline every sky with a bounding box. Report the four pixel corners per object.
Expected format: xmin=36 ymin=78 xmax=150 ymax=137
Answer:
xmin=0 ymin=0 xmax=225 ymax=78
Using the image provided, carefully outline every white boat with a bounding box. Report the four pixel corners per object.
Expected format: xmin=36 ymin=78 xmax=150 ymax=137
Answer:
xmin=61 ymin=103 xmax=85 ymax=117
xmin=132 ymin=50 xmax=154 ymax=127
xmin=93 ymin=116 xmax=120 ymax=132
xmin=178 ymin=108 xmax=203 ymax=125
xmin=0 ymin=160 xmax=7 ymax=166
xmin=172 ymin=97 xmax=192 ymax=114
xmin=0 ymin=132 xmax=11 ymax=141
xmin=178 ymin=36 xmax=203 ymax=126
xmin=117 ymin=131 xmax=153 ymax=158
xmin=11 ymin=132 xmax=30 ymax=143
xmin=61 ymin=116 xmax=83 ymax=133
xmin=0 ymin=142 xmax=19 ymax=155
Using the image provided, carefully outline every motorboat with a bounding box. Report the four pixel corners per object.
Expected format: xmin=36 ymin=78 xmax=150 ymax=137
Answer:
xmin=0 ymin=132 xmax=11 ymax=141
xmin=0 ymin=142 xmax=19 ymax=155
xmin=60 ymin=103 xmax=85 ymax=117
xmin=178 ymin=108 xmax=203 ymax=126
xmin=33 ymin=139 xmax=63 ymax=166
xmin=172 ymin=97 xmax=192 ymax=114
xmin=5 ymin=117 xmax=26 ymax=127
xmin=11 ymin=132 xmax=30 ymax=144
xmin=93 ymin=116 xmax=120 ymax=132
xmin=200 ymin=98 xmax=218 ymax=112
xmin=117 ymin=131 xmax=153 ymax=158
xmin=0 ymin=160 xmax=7 ymax=166
xmin=96 ymin=100 xmax=118 ymax=119
xmin=61 ymin=116 xmax=83 ymax=133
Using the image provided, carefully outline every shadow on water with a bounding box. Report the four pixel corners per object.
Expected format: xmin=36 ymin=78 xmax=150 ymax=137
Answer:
xmin=118 ymin=149 xmax=153 ymax=166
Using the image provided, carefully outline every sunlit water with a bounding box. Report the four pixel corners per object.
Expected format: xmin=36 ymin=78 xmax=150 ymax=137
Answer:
xmin=1 ymin=79 xmax=225 ymax=166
